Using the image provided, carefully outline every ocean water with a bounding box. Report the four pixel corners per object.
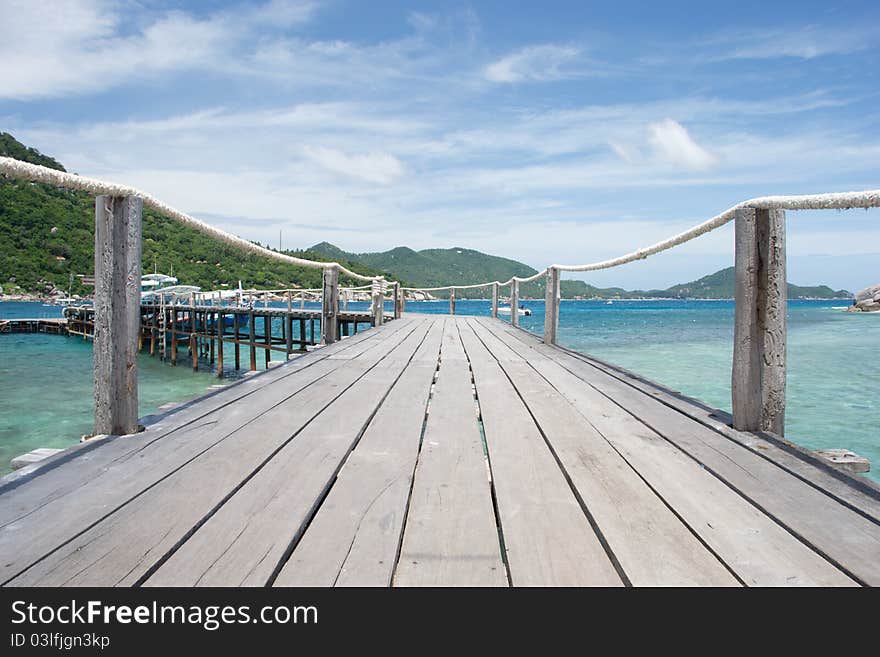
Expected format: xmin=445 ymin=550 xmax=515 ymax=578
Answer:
xmin=1 ymin=299 xmax=878 ymax=483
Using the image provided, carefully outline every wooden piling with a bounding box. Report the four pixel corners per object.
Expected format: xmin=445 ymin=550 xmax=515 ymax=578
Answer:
xmin=170 ymin=307 xmax=178 ymax=365
xmin=191 ymin=334 xmax=198 ymax=371
xmin=217 ymin=312 xmax=224 ymax=378
xmin=264 ymin=315 xmax=271 ymax=367
xmin=93 ymin=195 xmax=142 ymax=436
xmin=544 ymin=267 xmax=560 ymax=345
xmin=286 ymin=315 xmax=293 ymax=359
xmin=233 ymin=313 xmax=240 ymax=370
xmin=732 ymin=207 xmax=787 ymax=435
xmin=249 ymin=309 xmax=257 ymax=371
xmin=393 ymin=282 xmax=402 ymax=319
xmin=510 ymin=279 xmax=520 ymax=328
xmin=322 ymin=266 xmax=339 ymax=345
xmin=491 ymin=282 xmax=499 ymax=318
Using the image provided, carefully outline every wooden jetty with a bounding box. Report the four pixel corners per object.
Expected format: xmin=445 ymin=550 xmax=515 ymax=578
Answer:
xmin=0 ymin=318 xmax=67 ymax=334
xmin=1 ymin=161 xmax=879 ymax=587
xmin=2 ymin=313 xmax=879 ymax=587
xmin=65 ymin=303 xmax=386 ymax=373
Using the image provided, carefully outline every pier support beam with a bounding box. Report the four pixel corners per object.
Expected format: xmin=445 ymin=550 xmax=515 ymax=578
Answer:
xmin=510 ymin=279 xmax=520 ymax=328
xmin=371 ymin=279 xmax=384 ymax=327
xmin=93 ymin=195 xmax=142 ymax=436
xmin=322 ymin=266 xmax=339 ymax=345
xmin=393 ymin=282 xmax=403 ymax=319
xmin=449 ymin=287 xmax=456 ymax=315
xmin=544 ymin=267 xmax=560 ymax=345
xmin=249 ymin=309 xmax=257 ymax=371
xmin=732 ymin=207 xmax=787 ymax=435
xmin=491 ymin=282 xmax=499 ymax=318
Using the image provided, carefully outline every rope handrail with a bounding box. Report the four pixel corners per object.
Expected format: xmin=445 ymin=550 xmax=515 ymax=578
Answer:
xmin=4 ymin=155 xmax=876 ymax=293
xmin=0 ymin=156 xmax=380 ymax=283
xmin=400 ymin=189 xmax=880 ymax=293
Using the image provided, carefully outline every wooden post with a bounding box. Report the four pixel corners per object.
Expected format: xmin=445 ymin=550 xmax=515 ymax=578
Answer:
xmin=393 ymin=282 xmax=402 ymax=319
xmin=191 ymin=334 xmax=198 ymax=371
xmin=543 ymin=267 xmax=560 ymax=345
xmin=732 ymin=207 xmax=787 ymax=435
xmin=264 ymin=315 xmax=271 ymax=367
xmin=286 ymin=315 xmax=293 ymax=358
xmin=149 ymin=310 xmax=156 ymax=356
xmin=491 ymin=282 xmax=499 ymax=318
xmin=93 ymin=195 xmax=142 ymax=436
xmin=209 ymin=313 xmax=215 ymax=364
xmin=216 ymin=312 xmax=224 ymax=378
xmin=510 ymin=279 xmax=520 ymax=328
xmin=450 ymin=287 xmax=456 ymax=315
xmin=371 ymin=279 xmax=384 ymax=327
xmin=249 ymin=309 xmax=257 ymax=371
xmin=299 ymin=318 xmax=306 ymax=350
xmin=233 ymin=313 xmax=240 ymax=370
xmin=170 ymin=307 xmax=178 ymax=365
xmin=322 ymin=266 xmax=339 ymax=345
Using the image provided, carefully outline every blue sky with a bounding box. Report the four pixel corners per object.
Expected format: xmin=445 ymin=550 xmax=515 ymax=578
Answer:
xmin=1 ymin=0 xmax=878 ymax=290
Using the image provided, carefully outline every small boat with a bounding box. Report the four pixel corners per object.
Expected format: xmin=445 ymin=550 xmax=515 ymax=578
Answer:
xmin=141 ymin=274 xmax=201 ymax=304
xmin=498 ymin=306 xmax=532 ymax=316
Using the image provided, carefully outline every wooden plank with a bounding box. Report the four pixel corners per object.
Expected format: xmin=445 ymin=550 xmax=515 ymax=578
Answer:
xmin=535 ymin=338 xmax=880 ymax=525
xmin=6 ymin=319 xmax=425 ymax=587
xmin=477 ymin=318 xmax=857 ymax=586
xmin=487 ymin=320 xmax=880 ymax=585
xmin=145 ymin=320 xmax=433 ymax=586
xmin=465 ymin=318 xmax=738 ymax=586
xmin=393 ymin=320 xmax=507 ymax=586
xmin=272 ymin=321 xmax=445 ymax=586
xmin=457 ymin=320 xmax=622 ymax=586
xmin=93 ymin=195 xmax=142 ymax=436
xmin=0 ymin=320 xmax=416 ymax=584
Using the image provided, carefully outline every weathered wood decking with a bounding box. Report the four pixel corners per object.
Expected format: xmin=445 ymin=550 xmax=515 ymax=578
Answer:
xmin=2 ymin=314 xmax=879 ymax=587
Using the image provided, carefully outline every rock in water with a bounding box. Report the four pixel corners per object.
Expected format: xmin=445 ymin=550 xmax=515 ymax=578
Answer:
xmin=850 ymin=283 xmax=880 ymax=312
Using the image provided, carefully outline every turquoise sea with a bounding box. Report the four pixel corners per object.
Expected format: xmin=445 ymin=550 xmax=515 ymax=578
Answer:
xmin=1 ymin=299 xmax=878 ymax=482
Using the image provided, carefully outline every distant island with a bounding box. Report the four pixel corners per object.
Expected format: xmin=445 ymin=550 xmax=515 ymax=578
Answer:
xmin=308 ymin=242 xmax=851 ymax=300
xmin=0 ymin=131 xmax=851 ymax=302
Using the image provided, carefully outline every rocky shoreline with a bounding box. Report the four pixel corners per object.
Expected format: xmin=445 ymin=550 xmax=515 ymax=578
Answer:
xmin=847 ymin=284 xmax=880 ymax=313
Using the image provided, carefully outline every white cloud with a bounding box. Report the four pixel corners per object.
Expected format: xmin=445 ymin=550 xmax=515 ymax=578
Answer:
xmin=302 ymin=146 xmax=407 ymax=185
xmin=0 ymin=0 xmax=318 ymax=100
xmin=706 ymin=25 xmax=880 ymax=60
xmin=484 ymin=44 xmax=581 ymax=83
xmin=647 ymin=119 xmax=717 ymax=171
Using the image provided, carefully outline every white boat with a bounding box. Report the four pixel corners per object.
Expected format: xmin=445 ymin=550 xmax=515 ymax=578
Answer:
xmin=498 ymin=306 xmax=532 ymax=316
xmin=140 ymin=274 xmax=201 ymax=303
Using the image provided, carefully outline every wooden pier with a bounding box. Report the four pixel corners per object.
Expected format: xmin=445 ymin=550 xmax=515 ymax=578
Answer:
xmin=64 ymin=304 xmax=385 ymax=373
xmin=2 ymin=313 xmax=879 ymax=587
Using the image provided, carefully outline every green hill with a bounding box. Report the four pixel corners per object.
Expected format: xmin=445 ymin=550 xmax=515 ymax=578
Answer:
xmin=0 ymin=133 xmax=385 ymax=296
xmin=309 ymin=243 xmax=851 ymax=300
xmin=651 ymin=267 xmax=850 ymax=300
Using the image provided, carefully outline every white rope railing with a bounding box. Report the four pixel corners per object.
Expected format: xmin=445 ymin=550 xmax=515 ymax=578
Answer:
xmin=552 ymin=190 xmax=880 ymax=272
xmin=400 ymin=189 xmax=880 ymax=294
xmin=0 ymin=156 xmax=381 ymax=283
xmin=4 ymin=155 xmax=877 ymax=293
